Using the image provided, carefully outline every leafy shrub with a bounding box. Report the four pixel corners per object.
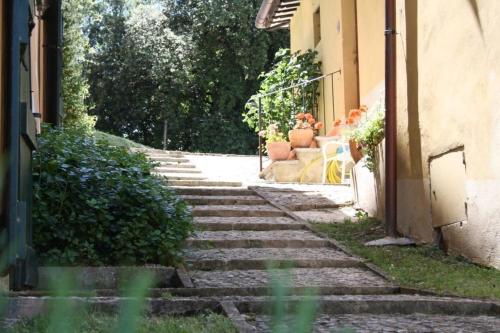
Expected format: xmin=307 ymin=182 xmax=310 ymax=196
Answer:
xmin=244 ymin=49 xmax=322 ymax=138
xmin=32 ymin=126 xmax=193 ymax=266
xmin=351 ymin=100 xmax=385 ymax=172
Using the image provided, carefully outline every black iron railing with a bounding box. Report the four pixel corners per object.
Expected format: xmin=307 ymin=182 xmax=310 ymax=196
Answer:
xmin=249 ymin=70 xmax=342 ymax=171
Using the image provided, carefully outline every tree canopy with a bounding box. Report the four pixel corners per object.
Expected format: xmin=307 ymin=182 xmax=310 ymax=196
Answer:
xmin=76 ymin=0 xmax=288 ymax=153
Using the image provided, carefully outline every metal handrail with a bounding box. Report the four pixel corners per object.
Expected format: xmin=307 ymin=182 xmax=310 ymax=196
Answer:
xmin=247 ymin=70 xmax=341 ymax=102
xmin=252 ymin=70 xmax=342 ymax=171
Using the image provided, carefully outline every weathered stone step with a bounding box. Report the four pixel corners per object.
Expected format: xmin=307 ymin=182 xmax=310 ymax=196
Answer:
xmin=182 ymin=195 xmax=267 ymax=206
xmin=192 ymin=205 xmax=286 ymax=217
xmin=194 ymin=216 xmax=305 ymax=231
xmin=154 ymin=168 xmax=202 ymax=174
xmin=185 ymin=248 xmax=363 ymax=270
xmin=168 ymin=180 xmax=243 ymax=187
xmin=151 ymin=157 xmax=190 ymax=163
xmin=174 ymin=188 xmax=254 ymax=196
xmin=246 ymin=313 xmax=500 ymax=333
xmin=189 ymin=268 xmax=392 ymax=290
xmin=156 ymin=174 xmax=207 ymax=181
xmin=233 ymin=294 xmax=500 ymax=316
xmin=157 ymin=163 xmax=196 ymax=169
xmin=147 ymin=153 xmax=184 ymax=158
xmin=186 ymin=230 xmax=330 ymax=248
xmin=131 ymin=148 xmax=183 ymax=155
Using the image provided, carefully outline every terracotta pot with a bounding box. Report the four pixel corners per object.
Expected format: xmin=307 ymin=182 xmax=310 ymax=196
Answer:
xmin=349 ymin=139 xmax=363 ymax=163
xmin=267 ymin=141 xmax=291 ymax=161
xmin=288 ymin=128 xmax=314 ymax=148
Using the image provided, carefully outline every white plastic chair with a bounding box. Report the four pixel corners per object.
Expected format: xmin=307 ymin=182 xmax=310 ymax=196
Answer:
xmin=321 ymin=139 xmax=354 ymax=184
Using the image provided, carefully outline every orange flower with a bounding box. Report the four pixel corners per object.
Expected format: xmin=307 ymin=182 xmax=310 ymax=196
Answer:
xmin=314 ymin=122 xmax=324 ymax=130
xmin=348 ymin=109 xmax=362 ymax=123
xmin=304 ymin=113 xmax=314 ymax=120
xmin=349 ymin=109 xmax=361 ymax=118
xmin=346 ymin=116 xmax=355 ymax=125
xmin=307 ymin=117 xmax=316 ymax=125
xmin=295 ymin=113 xmax=305 ymax=120
xmin=334 ymin=119 xmax=342 ymax=127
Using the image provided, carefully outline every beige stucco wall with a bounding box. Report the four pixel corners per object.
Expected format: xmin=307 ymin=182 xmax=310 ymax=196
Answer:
xmin=0 ymin=0 xmax=5 ymax=152
xmin=288 ymin=0 xmax=500 ymax=268
xmin=290 ymin=0 xmax=359 ymax=134
xmin=356 ymin=0 xmax=385 ymax=105
xmin=395 ymin=0 xmax=500 ymax=268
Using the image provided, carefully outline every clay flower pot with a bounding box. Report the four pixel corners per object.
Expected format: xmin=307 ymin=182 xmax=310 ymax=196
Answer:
xmin=349 ymin=139 xmax=363 ymax=163
xmin=288 ymin=128 xmax=314 ymax=148
xmin=267 ymin=141 xmax=291 ymax=161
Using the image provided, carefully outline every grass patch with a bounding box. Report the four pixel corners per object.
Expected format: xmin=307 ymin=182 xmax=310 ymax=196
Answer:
xmin=94 ymin=130 xmax=149 ymax=149
xmin=311 ymin=218 xmax=500 ymax=300
xmin=7 ymin=312 xmax=237 ymax=333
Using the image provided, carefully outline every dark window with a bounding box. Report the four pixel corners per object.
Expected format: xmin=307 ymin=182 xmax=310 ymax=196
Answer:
xmin=314 ymin=7 xmax=321 ymax=46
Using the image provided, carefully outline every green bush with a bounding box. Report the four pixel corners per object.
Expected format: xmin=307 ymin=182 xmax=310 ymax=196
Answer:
xmin=32 ymin=126 xmax=193 ymax=266
xmin=244 ymin=49 xmax=322 ymax=138
xmin=351 ymin=99 xmax=385 ymax=172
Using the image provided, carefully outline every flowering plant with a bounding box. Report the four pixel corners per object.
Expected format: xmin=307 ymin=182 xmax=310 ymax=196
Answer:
xmin=259 ymin=123 xmax=287 ymax=143
xmin=293 ymin=113 xmax=324 ymax=132
xmin=329 ymin=105 xmax=368 ymax=138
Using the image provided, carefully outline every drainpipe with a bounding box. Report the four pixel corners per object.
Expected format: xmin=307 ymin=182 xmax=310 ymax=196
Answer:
xmin=385 ymin=0 xmax=398 ymax=237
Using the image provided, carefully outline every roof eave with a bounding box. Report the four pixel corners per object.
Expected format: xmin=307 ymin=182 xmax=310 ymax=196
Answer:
xmin=256 ymin=0 xmax=299 ymax=30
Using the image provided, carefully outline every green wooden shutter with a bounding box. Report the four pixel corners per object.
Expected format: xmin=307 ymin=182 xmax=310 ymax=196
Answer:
xmin=7 ymin=0 xmax=38 ymax=291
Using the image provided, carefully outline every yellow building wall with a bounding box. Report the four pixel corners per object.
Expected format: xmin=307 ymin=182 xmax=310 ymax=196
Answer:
xmin=0 ymin=0 xmax=5 ymax=152
xmin=396 ymin=0 xmax=500 ymax=268
xmin=290 ymin=0 xmax=359 ymax=134
xmin=288 ymin=0 xmax=500 ymax=268
xmin=356 ymin=0 xmax=385 ymax=104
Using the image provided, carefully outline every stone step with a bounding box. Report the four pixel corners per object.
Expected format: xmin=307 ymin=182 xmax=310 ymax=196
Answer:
xmin=168 ymin=180 xmax=243 ymax=187
xmin=157 ymin=163 xmax=196 ymax=169
xmin=182 ymin=195 xmax=267 ymax=206
xmin=185 ymin=248 xmax=363 ymax=270
xmin=153 ymin=168 xmax=202 ymax=174
xmin=246 ymin=313 xmax=500 ymax=332
xmin=150 ymin=157 xmax=190 ymax=163
xmin=131 ymin=148 xmax=182 ymax=155
xmin=233 ymin=294 xmax=500 ymax=316
xmin=194 ymin=216 xmax=305 ymax=231
xmin=186 ymin=230 xmax=330 ymax=248
xmin=174 ymin=188 xmax=255 ymax=196
xmin=192 ymin=205 xmax=286 ymax=217
xmin=189 ymin=267 xmax=392 ymax=290
xmin=147 ymin=153 xmax=185 ymax=158
xmin=156 ymin=174 xmax=207 ymax=181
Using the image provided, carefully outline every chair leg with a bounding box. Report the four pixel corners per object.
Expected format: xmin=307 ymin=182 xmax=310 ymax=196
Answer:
xmin=322 ymin=160 xmax=327 ymax=184
xmin=341 ymin=160 xmax=346 ymax=184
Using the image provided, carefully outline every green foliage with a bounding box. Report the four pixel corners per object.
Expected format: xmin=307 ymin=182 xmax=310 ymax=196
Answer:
xmin=312 ymin=219 xmax=500 ymax=300
xmin=87 ymin=1 xmax=189 ymax=147
xmin=244 ymin=49 xmax=322 ymax=138
xmin=85 ymin=0 xmax=289 ymax=154
xmin=32 ymin=126 xmax=193 ymax=266
xmin=7 ymin=312 xmax=237 ymax=333
xmin=94 ymin=130 xmax=149 ymax=148
xmin=61 ymin=0 xmax=97 ymax=130
xmin=260 ymin=123 xmax=287 ymax=143
xmin=351 ymin=102 xmax=385 ymax=172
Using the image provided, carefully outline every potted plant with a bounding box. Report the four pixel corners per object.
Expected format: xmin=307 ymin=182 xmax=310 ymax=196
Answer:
xmin=326 ymin=107 xmax=366 ymax=163
xmin=289 ymin=113 xmax=323 ymax=148
xmin=260 ymin=124 xmax=291 ymax=161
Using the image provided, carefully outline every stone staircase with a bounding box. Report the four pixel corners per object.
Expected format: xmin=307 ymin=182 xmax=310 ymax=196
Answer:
xmin=3 ymin=149 xmax=498 ymax=332
xmin=140 ymin=149 xmax=243 ymax=188
xmin=180 ymin=187 xmax=396 ymax=298
xmin=145 ymin=149 xmax=500 ymax=332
